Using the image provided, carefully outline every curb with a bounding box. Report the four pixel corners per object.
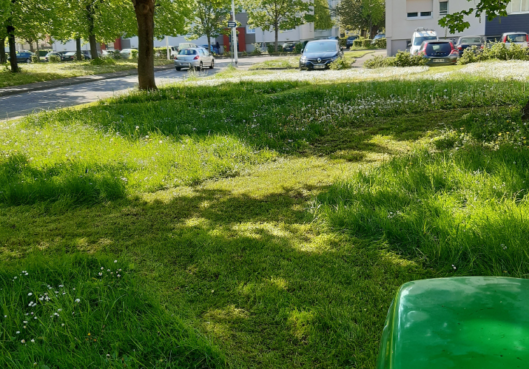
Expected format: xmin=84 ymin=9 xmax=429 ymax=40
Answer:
xmin=0 ymin=64 xmax=174 ymax=98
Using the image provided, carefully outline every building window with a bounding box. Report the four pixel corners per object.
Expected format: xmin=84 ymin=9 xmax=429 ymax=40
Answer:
xmin=439 ymin=1 xmax=448 ymax=15
xmin=246 ymin=26 xmax=256 ymax=34
xmin=406 ymin=0 xmax=433 ymax=19
xmin=507 ymin=0 xmax=529 ymax=13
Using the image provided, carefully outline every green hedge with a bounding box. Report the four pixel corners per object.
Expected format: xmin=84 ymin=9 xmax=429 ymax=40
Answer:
xmin=374 ymin=38 xmax=387 ymax=49
xmin=362 ymin=39 xmax=373 ymax=48
xmin=364 ymin=51 xmax=428 ymax=69
xmin=31 ymin=56 xmax=40 ymax=63
xmin=459 ymin=42 xmax=529 ymax=65
xmin=49 ymin=55 xmax=61 ymax=63
xmin=353 ymin=39 xmax=363 ymax=48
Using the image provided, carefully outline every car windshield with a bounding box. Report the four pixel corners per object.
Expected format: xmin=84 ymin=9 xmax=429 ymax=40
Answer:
xmin=304 ymin=42 xmax=337 ymax=53
xmin=425 ymin=43 xmax=452 ymax=53
xmin=460 ymin=37 xmax=482 ymax=44
xmin=507 ymin=34 xmax=527 ymax=42
xmin=414 ymin=36 xmax=437 ymax=46
xmin=179 ymin=49 xmax=197 ymax=55
xmin=347 ymin=36 xmax=357 ymax=40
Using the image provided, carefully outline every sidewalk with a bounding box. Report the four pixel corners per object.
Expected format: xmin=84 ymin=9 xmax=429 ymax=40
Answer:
xmin=0 ymin=64 xmax=174 ymax=98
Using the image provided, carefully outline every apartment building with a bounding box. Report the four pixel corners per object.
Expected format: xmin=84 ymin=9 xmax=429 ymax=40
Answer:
xmin=386 ymin=0 xmax=529 ymax=56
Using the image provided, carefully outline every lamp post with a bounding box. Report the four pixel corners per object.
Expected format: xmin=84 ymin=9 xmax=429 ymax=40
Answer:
xmin=231 ymin=0 xmax=238 ymax=66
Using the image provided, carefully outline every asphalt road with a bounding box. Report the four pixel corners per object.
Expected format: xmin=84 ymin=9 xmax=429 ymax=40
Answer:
xmin=0 ymin=56 xmax=273 ymax=121
xmin=0 ymin=51 xmax=386 ymax=121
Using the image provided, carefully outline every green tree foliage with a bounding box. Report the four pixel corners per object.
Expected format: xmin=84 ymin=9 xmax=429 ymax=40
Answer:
xmin=246 ymin=0 xmax=314 ymax=52
xmin=336 ymin=0 xmax=384 ymax=38
xmin=314 ymin=0 xmax=333 ymax=30
xmin=439 ymin=0 xmax=509 ymax=33
xmin=185 ymin=0 xmax=232 ymax=52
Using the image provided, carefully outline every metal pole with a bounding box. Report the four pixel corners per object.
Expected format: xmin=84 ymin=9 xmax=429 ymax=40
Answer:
xmin=231 ymin=0 xmax=238 ymax=66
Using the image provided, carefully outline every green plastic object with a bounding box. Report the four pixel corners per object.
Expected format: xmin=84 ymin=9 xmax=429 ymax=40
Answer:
xmin=377 ymin=277 xmax=529 ymax=369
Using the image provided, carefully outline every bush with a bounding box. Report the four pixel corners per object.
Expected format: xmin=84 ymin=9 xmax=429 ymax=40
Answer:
xmin=153 ymin=47 xmax=169 ymax=59
xmin=73 ymin=53 xmax=84 ymax=61
xmin=267 ymin=43 xmax=283 ymax=53
xmin=339 ymin=38 xmax=347 ymax=48
xmin=374 ymin=38 xmax=387 ymax=49
xmin=353 ymin=39 xmax=363 ymax=48
xmin=294 ymin=42 xmax=303 ymax=54
xmin=362 ymin=39 xmax=373 ymax=48
xmin=90 ymin=57 xmax=116 ymax=66
xmin=49 ymin=55 xmax=61 ymax=63
xmin=131 ymin=49 xmax=138 ymax=59
xmin=458 ymin=42 xmax=529 ymax=65
xmin=364 ymin=51 xmax=427 ymax=69
xmin=329 ymin=57 xmax=354 ymax=70
xmin=251 ymin=43 xmax=262 ymax=55
xmin=31 ymin=55 xmax=40 ymax=63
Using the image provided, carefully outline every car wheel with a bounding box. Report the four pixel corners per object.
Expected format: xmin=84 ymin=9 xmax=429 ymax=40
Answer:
xmin=176 ymin=67 xmax=181 ymax=71
xmin=209 ymin=60 xmax=214 ymax=69
xmin=197 ymin=62 xmax=203 ymax=71
xmin=26 ymin=58 xmax=31 ymax=63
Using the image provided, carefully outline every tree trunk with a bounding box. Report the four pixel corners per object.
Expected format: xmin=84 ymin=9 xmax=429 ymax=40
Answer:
xmin=76 ymin=37 xmax=82 ymax=60
xmin=522 ymin=100 xmax=529 ymax=121
xmin=86 ymin=5 xmax=99 ymax=59
xmin=207 ymin=35 xmax=211 ymax=55
xmin=35 ymin=40 xmax=39 ymax=62
xmin=7 ymin=24 xmax=18 ymax=73
xmin=274 ymin=24 xmax=279 ymax=52
xmin=0 ymin=36 xmax=6 ymax=64
xmin=132 ymin=0 xmax=156 ymax=91
xmin=28 ymin=40 xmax=34 ymax=52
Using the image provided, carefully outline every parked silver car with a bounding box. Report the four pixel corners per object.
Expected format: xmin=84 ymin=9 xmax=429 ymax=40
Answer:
xmin=174 ymin=48 xmax=214 ymax=71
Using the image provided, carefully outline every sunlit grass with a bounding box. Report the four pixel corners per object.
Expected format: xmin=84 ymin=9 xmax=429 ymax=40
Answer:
xmin=1 ymin=65 xmax=529 ymax=368
xmin=0 ymin=59 xmax=173 ymax=88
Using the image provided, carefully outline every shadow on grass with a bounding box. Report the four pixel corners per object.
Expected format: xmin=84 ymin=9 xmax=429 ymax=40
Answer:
xmin=1 ymin=184 xmax=432 ymax=368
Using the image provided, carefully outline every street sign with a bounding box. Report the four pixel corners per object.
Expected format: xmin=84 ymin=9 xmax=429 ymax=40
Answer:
xmin=228 ymin=21 xmax=236 ymax=28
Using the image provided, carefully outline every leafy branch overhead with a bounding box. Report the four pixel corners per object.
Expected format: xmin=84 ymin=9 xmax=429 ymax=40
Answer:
xmin=439 ymin=0 xmax=509 ymax=33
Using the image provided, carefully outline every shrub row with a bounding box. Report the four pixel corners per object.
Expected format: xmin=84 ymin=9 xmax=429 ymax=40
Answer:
xmin=364 ymin=51 xmax=427 ymax=69
xmin=459 ymin=42 xmax=529 ymax=65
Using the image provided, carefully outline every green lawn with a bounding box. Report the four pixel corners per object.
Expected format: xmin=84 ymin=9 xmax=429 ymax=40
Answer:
xmin=0 ymin=59 xmax=173 ymax=88
xmin=1 ymin=64 xmax=529 ymax=368
xmin=249 ymin=51 xmax=372 ymax=70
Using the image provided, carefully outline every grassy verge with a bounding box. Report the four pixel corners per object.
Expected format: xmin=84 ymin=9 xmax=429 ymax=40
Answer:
xmin=248 ymin=57 xmax=299 ymax=70
xmin=1 ymin=65 xmax=529 ymax=368
xmin=0 ymin=254 xmax=224 ymax=368
xmin=0 ymin=59 xmax=173 ymax=88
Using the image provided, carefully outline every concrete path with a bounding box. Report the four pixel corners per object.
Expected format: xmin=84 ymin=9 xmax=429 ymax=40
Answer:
xmin=352 ymin=50 xmax=387 ymax=68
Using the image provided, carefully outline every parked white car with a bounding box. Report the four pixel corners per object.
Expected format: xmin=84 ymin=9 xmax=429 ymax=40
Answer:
xmin=410 ymin=28 xmax=438 ymax=55
xmin=120 ymin=48 xmax=137 ymax=59
xmin=501 ymin=32 xmax=529 ymax=48
xmin=174 ymin=48 xmax=214 ymax=71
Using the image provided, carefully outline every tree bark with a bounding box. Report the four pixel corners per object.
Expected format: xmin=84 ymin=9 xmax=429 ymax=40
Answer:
xmin=7 ymin=24 xmax=18 ymax=73
xmin=132 ymin=0 xmax=157 ymax=91
xmin=86 ymin=4 xmax=99 ymax=59
xmin=274 ymin=24 xmax=279 ymax=52
xmin=0 ymin=36 xmax=6 ymax=64
xmin=76 ymin=37 xmax=82 ymax=60
xmin=207 ymin=35 xmax=211 ymax=55
xmin=28 ymin=40 xmax=34 ymax=52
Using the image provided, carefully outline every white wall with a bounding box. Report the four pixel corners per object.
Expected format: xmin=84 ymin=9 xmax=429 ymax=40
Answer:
xmin=386 ymin=0 xmax=486 ymax=55
xmin=52 ymin=39 xmax=92 ymax=52
xmin=123 ymin=36 xmax=211 ymax=49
